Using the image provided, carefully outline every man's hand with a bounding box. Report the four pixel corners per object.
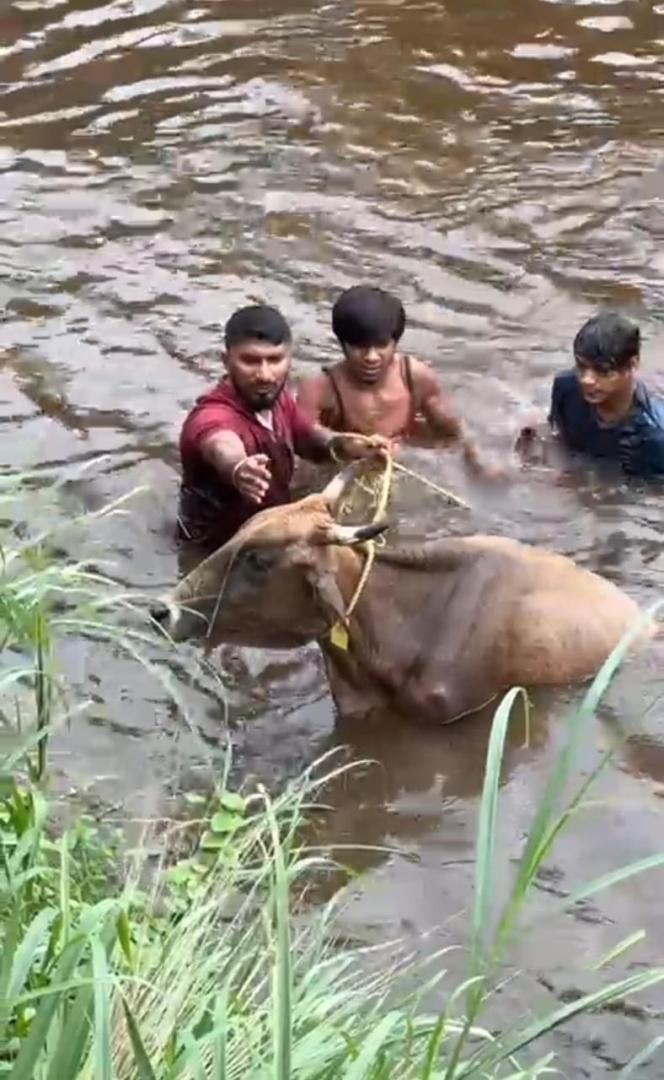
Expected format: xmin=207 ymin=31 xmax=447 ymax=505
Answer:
xmin=475 ymin=459 xmax=512 ymax=483
xmin=460 ymin=439 xmax=511 ymax=483
xmin=514 ymin=415 xmax=557 ymax=466
xmin=231 ymin=453 xmax=272 ymax=504
xmin=333 ymin=433 xmax=396 ymax=461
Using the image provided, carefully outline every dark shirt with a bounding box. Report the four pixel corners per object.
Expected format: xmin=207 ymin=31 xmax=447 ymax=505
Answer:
xmin=178 ymin=378 xmax=326 ymax=550
xmin=549 ymin=370 xmax=664 ymax=479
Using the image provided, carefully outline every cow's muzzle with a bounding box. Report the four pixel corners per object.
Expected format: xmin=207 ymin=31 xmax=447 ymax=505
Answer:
xmin=150 ymin=601 xmax=173 ymax=633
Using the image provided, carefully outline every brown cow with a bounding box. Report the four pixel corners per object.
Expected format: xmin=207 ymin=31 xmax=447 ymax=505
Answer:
xmin=150 ymin=465 xmax=656 ymax=724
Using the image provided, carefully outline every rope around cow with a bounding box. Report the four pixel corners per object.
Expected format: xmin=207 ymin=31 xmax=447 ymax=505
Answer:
xmin=327 ymin=436 xmax=470 ymax=650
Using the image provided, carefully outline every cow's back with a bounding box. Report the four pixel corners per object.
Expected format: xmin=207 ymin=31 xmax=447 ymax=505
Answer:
xmin=320 ymin=532 xmax=655 ymax=724
xmin=460 ymin=535 xmax=651 ymax=687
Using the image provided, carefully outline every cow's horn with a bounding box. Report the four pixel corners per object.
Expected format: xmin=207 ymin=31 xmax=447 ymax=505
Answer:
xmin=321 ymin=464 xmax=358 ymax=509
xmin=326 ymin=520 xmax=389 ymax=546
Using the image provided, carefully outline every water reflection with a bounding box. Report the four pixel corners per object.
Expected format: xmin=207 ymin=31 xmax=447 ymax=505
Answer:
xmin=307 ymin=697 xmax=546 ymax=880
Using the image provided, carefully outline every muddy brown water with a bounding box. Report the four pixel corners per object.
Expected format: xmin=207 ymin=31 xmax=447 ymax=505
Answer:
xmin=3 ymin=0 xmax=664 ymax=1072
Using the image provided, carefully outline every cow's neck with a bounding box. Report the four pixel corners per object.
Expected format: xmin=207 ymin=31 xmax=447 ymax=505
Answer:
xmin=317 ymin=546 xmax=430 ymax=719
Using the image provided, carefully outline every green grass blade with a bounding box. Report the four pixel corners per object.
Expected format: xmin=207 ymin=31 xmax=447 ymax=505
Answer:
xmin=174 ymin=1031 xmax=207 ymax=1080
xmin=9 ymin=939 xmax=90 ymax=1080
xmin=121 ymin=995 xmax=158 ymax=1080
xmin=616 ymin=1036 xmax=664 ymax=1079
xmin=480 ymin=968 xmax=664 ymax=1069
xmin=341 ymin=1011 xmax=403 ymax=1079
xmin=264 ymin=793 xmax=292 ymax=1080
xmin=593 ymin=930 xmax=646 ymax=971
xmin=563 ymin=852 xmax=664 ymax=911
xmin=41 ymin=904 xmax=119 ymax=1080
xmin=493 ymin=607 xmax=661 ymax=959
xmin=59 ymin=835 xmax=71 ymax=950
xmin=419 ymin=1013 xmax=448 ymax=1080
xmin=91 ymin=936 xmax=113 ymax=1080
xmin=212 ymin=990 xmax=229 ymax=1080
xmin=441 ymin=687 xmax=527 ymax=1080
xmin=6 ymin=908 xmax=57 ymax=1001
xmin=472 ymin=686 xmax=528 ymax=962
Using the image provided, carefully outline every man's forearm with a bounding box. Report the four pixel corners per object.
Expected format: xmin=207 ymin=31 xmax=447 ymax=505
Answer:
xmin=423 ymin=395 xmax=494 ymax=477
xmin=306 ymin=424 xmax=338 ymax=461
xmin=200 ymin=431 xmax=248 ymax=481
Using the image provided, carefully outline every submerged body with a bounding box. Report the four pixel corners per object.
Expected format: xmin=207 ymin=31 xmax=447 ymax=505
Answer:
xmin=150 ymin=466 xmax=654 ymax=725
xmin=315 ymin=536 xmax=649 ymax=722
xmin=176 ymin=303 xmax=391 ymax=555
xmin=298 ymin=353 xmax=433 ymax=441
xmin=549 ymin=369 xmax=664 ymax=477
xmin=297 ymin=285 xmax=503 ymax=479
xmin=517 ymin=311 xmax=664 ymax=479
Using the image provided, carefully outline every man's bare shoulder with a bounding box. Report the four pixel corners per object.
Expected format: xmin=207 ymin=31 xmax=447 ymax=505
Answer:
xmin=297 ymin=366 xmax=334 ymax=388
xmin=405 ymin=355 xmax=442 ymax=395
xmin=294 ymin=367 xmax=336 ymax=417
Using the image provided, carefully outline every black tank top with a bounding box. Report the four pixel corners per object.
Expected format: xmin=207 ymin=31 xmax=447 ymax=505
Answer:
xmin=321 ymin=355 xmax=417 ymax=432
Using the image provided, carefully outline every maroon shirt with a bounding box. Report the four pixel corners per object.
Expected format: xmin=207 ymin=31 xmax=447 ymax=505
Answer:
xmin=177 ymin=378 xmax=326 ymax=550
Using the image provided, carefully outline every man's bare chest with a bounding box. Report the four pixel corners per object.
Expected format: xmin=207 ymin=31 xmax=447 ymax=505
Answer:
xmin=333 ymin=375 xmax=412 ymax=435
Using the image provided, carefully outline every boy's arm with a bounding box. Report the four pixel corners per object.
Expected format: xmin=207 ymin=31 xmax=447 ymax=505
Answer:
xmin=413 ymin=360 xmax=500 ymax=479
xmin=294 ymin=372 xmax=332 ymax=426
xmin=646 ymin=431 xmax=664 ymax=476
xmin=627 ymin=425 xmax=664 ymax=478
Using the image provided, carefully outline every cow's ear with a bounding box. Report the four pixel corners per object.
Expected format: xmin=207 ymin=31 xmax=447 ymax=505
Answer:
xmin=289 ymin=543 xmax=347 ymax=622
xmin=305 ymin=564 xmax=348 ymax=622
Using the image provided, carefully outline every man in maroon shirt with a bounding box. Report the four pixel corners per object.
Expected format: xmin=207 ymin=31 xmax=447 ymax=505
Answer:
xmin=177 ymin=304 xmax=391 ymax=553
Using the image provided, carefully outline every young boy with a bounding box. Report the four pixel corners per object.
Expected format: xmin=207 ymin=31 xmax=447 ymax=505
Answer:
xmin=517 ymin=310 xmax=664 ymax=478
xmin=296 ymin=284 xmax=500 ymax=480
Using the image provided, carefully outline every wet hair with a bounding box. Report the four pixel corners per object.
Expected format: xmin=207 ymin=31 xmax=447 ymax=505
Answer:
xmin=224 ymin=304 xmax=292 ymax=350
xmin=573 ymin=311 xmax=640 ymax=372
xmin=332 ymin=285 xmax=406 ymax=348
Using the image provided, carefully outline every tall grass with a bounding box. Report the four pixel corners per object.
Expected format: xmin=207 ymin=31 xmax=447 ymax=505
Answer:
xmin=1 ymin=464 xmax=664 ymax=1077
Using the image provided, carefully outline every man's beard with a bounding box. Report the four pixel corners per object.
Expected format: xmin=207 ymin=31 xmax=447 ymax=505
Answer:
xmin=233 ymin=377 xmax=286 ymax=410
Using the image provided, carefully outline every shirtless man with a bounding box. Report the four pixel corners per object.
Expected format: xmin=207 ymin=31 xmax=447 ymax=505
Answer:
xmin=296 ymin=284 xmax=498 ymax=479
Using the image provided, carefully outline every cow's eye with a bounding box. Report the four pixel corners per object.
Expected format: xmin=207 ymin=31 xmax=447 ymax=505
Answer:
xmin=243 ymin=548 xmax=274 ymax=576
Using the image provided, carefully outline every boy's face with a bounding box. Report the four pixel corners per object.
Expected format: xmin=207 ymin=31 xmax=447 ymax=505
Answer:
xmin=343 ymin=340 xmax=397 ymax=384
xmin=574 ymin=353 xmax=638 ymax=407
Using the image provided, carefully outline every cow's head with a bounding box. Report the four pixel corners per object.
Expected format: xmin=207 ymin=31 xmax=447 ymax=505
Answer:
xmin=150 ymin=466 xmax=389 ymax=649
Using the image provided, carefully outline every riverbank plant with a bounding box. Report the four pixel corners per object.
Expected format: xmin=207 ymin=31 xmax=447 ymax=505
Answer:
xmin=1 ymin=465 xmax=663 ymax=1077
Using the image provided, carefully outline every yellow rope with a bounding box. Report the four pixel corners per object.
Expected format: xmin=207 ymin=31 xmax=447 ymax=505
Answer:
xmin=327 ymin=436 xmax=467 ymax=646
xmin=345 ymin=448 xmax=392 ymax=618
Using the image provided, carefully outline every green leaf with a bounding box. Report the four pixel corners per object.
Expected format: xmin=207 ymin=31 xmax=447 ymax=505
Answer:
xmin=210 ymin=811 xmax=240 ymax=834
xmin=116 ymin=909 xmax=133 ymax=967
xmin=219 ymin=792 xmax=245 ymax=815
xmin=200 ymin=832 xmax=227 ymax=851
